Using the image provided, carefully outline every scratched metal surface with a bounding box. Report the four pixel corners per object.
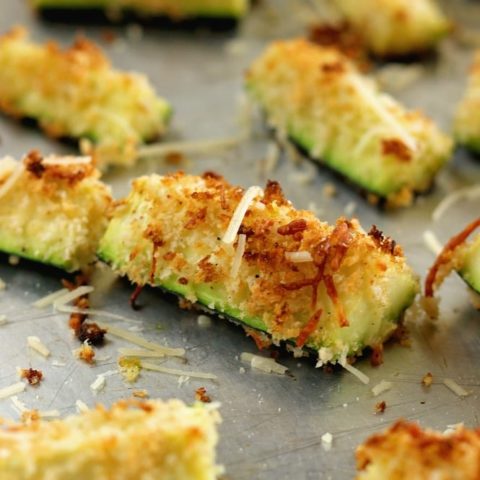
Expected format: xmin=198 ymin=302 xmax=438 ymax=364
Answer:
xmin=0 ymin=1 xmax=480 ymax=479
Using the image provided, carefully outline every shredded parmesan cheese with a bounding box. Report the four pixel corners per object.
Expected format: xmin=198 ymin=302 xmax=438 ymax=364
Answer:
xmin=97 ymin=322 xmax=185 ymax=357
xmin=0 ymin=315 xmax=7 ymax=325
xmin=33 ymin=288 xmax=69 ymax=308
xmin=53 ymin=286 xmax=95 ymax=308
xmin=443 ymin=378 xmax=470 ymax=397
xmin=423 ymin=230 xmax=443 ymax=255
xmin=27 ymin=336 xmax=50 ymax=358
xmin=321 ymin=432 xmax=333 ymax=451
xmin=42 ymin=155 xmax=92 ymax=166
xmin=0 ymin=382 xmax=26 ymax=399
xmin=0 ymin=277 xmax=5 ymax=290
xmin=222 ymin=186 xmax=264 ymax=244
xmin=0 ymin=161 xmax=24 ymax=201
xmin=11 ymin=395 xmax=27 ymax=413
xmin=117 ymin=348 xmax=165 ymax=358
xmin=90 ymin=374 xmax=106 ymax=393
xmin=285 ymin=251 xmax=313 ymax=263
xmin=341 ymin=362 xmax=370 ymax=385
xmin=141 ymin=361 xmax=217 ymax=380
xmin=371 ymin=380 xmax=393 ymax=397
xmin=76 ymin=399 xmax=89 ymax=413
xmin=197 ymin=315 xmax=212 ymax=327
xmin=137 ymin=136 xmax=243 ymax=159
xmin=432 ymin=185 xmax=480 ymax=222
xmin=56 ymin=305 xmax=140 ymax=324
xmin=231 ymin=234 xmax=246 ymax=277
xmin=240 ymin=352 xmax=288 ymax=375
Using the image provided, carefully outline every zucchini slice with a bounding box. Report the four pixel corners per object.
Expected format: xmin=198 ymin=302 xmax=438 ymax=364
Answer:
xmin=454 ymin=51 xmax=480 ymax=154
xmin=29 ymin=0 xmax=249 ymax=27
xmin=333 ymin=0 xmax=450 ymax=57
xmin=98 ymin=171 xmax=418 ymax=364
xmin=246 ymin=39 xmax=453 ymax=207
xmin=0 ymin=27 xmax=171 ymax=169
xmin=0 ymin=151 xmax=112 ymax=272
xmin=425 ymin=218 xmax=480 ymax=300
xmin=0 ymin=399 xmax=221 ymax=480
xmin=357 ymin=420 xmax=480 ymax=479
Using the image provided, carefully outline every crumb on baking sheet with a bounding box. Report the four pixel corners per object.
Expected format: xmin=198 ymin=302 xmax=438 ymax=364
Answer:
xmin=19 ymin=368 xmax=43 ymax=386
xmin=195 ymin=387 xmax=212 ymax=403
xmin=422 ymin=372 xmax=433 ymax=387
xmin=375 ymin=401 xmax=387 ymax=414
xmin=132 ymin=389 xmax=149 ymax=399
xmin=74 ymin=343 xmax=95 ymax=364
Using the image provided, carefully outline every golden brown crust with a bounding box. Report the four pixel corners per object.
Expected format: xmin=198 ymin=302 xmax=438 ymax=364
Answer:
xmin=356 ymin=420 xmax=480 ymax=479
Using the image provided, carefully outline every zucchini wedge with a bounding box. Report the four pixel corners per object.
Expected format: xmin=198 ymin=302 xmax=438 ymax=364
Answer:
xmin=98 ymin=171 xmax=418 ymax=364
xmin=357 ymin=420 xmax=480 ymax=480
xmin=454 ymin=51 xmax=480 ymax=153
xmin=0 ymin=399 xmax=221 ymax=480
xmin=29 ymin=0 xmax=248 ymax=27
xmin=0 ymin=27 xmax=171 ymax=169
xmin=425 ymin=218 xmax=480 ymax=301
xmin=0 ymin=151 xmax=112 ymax=272
xmin=333 ymin=0 xmax=450 ymax=57
xmin=246 ymin=39 xmax=453 ymax=208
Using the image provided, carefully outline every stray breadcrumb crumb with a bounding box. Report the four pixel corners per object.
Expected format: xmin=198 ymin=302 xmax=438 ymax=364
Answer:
xmin=422 ymin=372 xmax=433 ymax=387
xmin=8 ymin=255 xmax=19 ymax=265
xmin=119 ymin=356 xmax=141 ymax=383
xmin=375 ymin=401 xmax=387 ymax=414
xmin=19 ymin=368 xmax=43 ymax=386
xmin=322 ymin=183 xmax=337 ymax=198
xmin=132 ymin=389 xmax=149 ymax=399
xmin=74 ymin=343 xmax=95 ymax=364
xmin=195 ymin=387 xmax=212 ymax=403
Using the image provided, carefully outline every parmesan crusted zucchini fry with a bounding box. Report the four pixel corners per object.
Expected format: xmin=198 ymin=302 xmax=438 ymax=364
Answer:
xmin=98 ymin=172 xmax=418 ymax=364
xmin=333 ymin=0 xmax=450 ymax=57
xmin=0 ymin=151 xmax=112 ymax=272
xmin=455 ymin=51 xmax=480 ymax=153
xmin=0 ymin=28 xmax=171 ymax=169
xmin=356 ymin=420 xmax=480 ymax=480
xmin=0 ymin=399 xmax=221 ymax=480
xmin=29 ymin=0 xmax=248 ymax=26
xmin=246 ymin=39 xmax=453 ymax=207
xmin=425 ymin=218 xmax=480 ymax=300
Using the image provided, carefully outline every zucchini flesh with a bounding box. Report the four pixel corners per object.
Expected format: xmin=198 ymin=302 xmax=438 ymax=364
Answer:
xmin=455 ymin=52 xmax=480 ymax=154
xmin=0 ymin=28 xmax=171 ymax=169
xmin=0 ymin=152 xmax=112 ymax=272
xmin=98 ymin=171 xmax=418 ymax=363
xmin=246 ymin=39 xmax=452 ymax=207
xmin=333 ymin=0 xmax=449 ymax=57
xmin=0 ymin=399 xmax=220 ymax=480
xmin=462 ymin=234 xmax=480 ymax=294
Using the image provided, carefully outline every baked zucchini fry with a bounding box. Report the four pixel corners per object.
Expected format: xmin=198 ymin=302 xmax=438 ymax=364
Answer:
xmin=0 ymin=399 xmax=221 ymax=480
xmin=0 ymin=151 xmax=112 ymax=272
xmin=356 ymin=420 xmax=480 ymax=480
xmin=454 ymin=51 xmax=480 ymax=153
xmin=29 ymin=0 xmax=248 ymax=26
xmin=333 ymin=0 xmax=450 ymax=57
xmin=425 ymin=218 xmax=480 ymax=299
xmin=246 ymin=39 xmax=453 ymax=207
xmin=98 ymin=172 xmax=418 ymax=364
xmin=0 ymin=27 xmax=171 ymax=169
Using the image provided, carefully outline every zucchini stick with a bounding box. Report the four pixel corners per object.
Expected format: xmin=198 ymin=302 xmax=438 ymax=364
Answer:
xmin=0 ymin=399 xmax=221 ymax=480
xmin=246 ymin=39 xmax=453 ymax=207
xmin=0 ymin=27 xmax=171 ymax=169
xmin=0 ymin=151 xmax=112 ymax=272
xmin=98 ymin=171 xmax=419 ymax=364
xmin=454 ymin=51 xmax=480 ymax=153
xmin=332 ymin=0 xmax=450 ymax=57
xmin=356 ymin=420 xmax=480 ymax=479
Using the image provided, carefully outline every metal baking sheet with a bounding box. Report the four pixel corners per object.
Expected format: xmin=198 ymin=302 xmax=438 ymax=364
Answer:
xmin=1 ymin=2 xmax=480 ymax=478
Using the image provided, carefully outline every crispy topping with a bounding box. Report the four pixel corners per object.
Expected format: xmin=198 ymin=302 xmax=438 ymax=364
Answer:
xmin=195 ymin=387 xmax=211 ymax=403
xmin=382 ymin=138 xmax=412 ymax=162
xmin=78 ymin=322 xmax=106 ymax=346
xmin=425 ymin=218 xmax=480 ymax=297
xmin=24 ymin=150 xmax=45 ymax=178
xmin=368 ymin=225 xmax=399 ymax=256
xmin=74 ymin=343 xmax=95 ymax=364
xmin=263 ymin=180 xmax=288 ymax=206
xmin=277 ymin=219 xmax=307 ymax=236
xmin=20 ymin=368 xmax=43 ymax=386
xmin=374 ymin=400 xmax=387 ymax=414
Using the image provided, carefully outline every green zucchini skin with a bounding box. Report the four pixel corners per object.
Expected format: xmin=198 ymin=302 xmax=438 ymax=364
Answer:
xmin=98 ymin=171 xmax=419 ymax=364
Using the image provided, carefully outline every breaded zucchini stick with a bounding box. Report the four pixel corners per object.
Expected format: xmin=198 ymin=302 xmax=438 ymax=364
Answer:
xmin=246 ymin=39 xmax=453 ymax=207
xmin=356 ymin=420 xmax=480 ymax=479
xmin=454 ymin=51 xmax=480 ymax=153
xmin=0 ymin=151 xmax=112 ymax=272
xmin=0 ymin=28 xmax=171 ymax=169
xmin=333 ymin=0 xmax=450 ymax=57
xmin=0 ymin=399 xmax=221 ymax=480
xmin=29 ymin=0 xmax=248 ymax=25
xmin=98 ymin=171 xmax=418 ymax=364
xmin=425 ymin=218 xmax=480 ymax=300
